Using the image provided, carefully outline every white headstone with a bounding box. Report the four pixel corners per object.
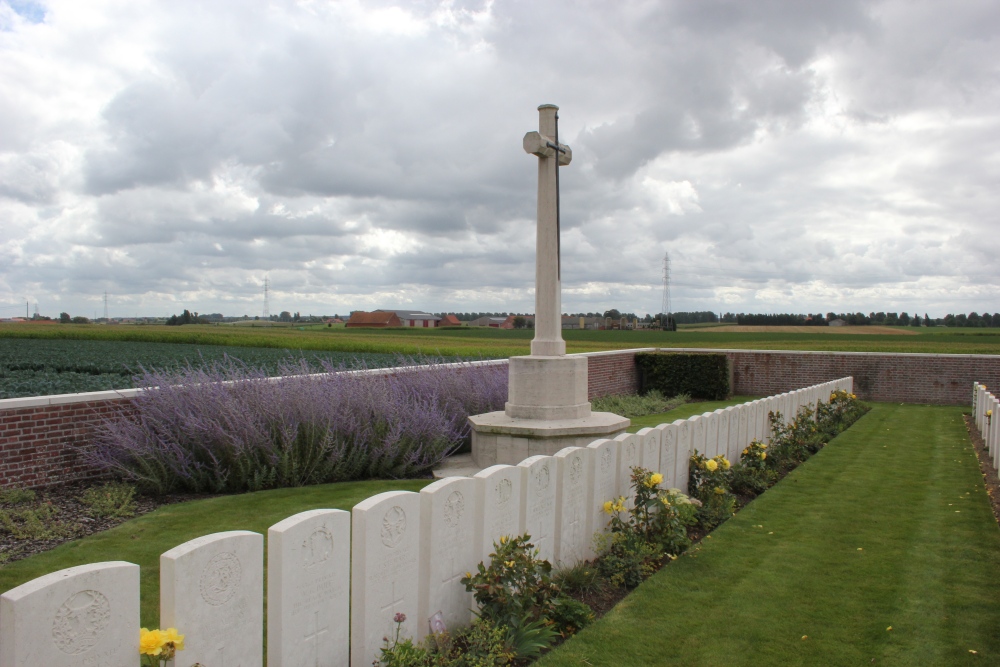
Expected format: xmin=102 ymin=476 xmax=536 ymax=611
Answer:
xmin=637 ymin=427 xmax=661 ymax=474
xmin=161 ymin=531 xmax=263 ymax=667
xmin=727 ymin=407 xmax=740 ymax=463
xmin=715 ymin=410 xmax=729 ymax=460
xmin=656 ymin=421 xmax=680 ymax=488
xmin=473 ymin=465 xmax=524 ymax=565
xmin=615 ymin=433 xmax=640 ymax=506
xmin=704 ymin=412 xmax=719 ymax=458
xmin=267 ymin=509 xmax=349 ymax=667
xmin=675 ymin=419 xmax=692 ymax=494
xmin=1 ymin=562 xmax=139 ymax=667
xmin=419 ymin=477 xmax=479 ymax=636
xmin=587 ymin=438 xmax=620 ymax=539
xmin=738 ymin=405 xmax=749 ymax=452
xmin=351 ymin=491 xmax=421 ymax=667
xmin=519 ymin=455 xmax=558 ymax=563
xmin=690 ymin=415 xmax=706 ymax=457
xmin=553 ymin=446 xmax=594 ymax=565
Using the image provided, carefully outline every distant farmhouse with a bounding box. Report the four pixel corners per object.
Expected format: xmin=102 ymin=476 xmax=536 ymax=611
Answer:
xmin=345 ymin=309 xmax=459 ymax=328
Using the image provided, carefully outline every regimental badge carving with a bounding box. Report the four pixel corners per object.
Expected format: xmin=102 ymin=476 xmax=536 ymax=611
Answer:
xmin=381 ymin=506 xmax=407 ymax=548
xmin=601 ymin=448 xmax=612 ymax=471
xmin=443 ymin=491 xmax=465 ymax=527
xmin=303 ymin=527 xmax=334 ymax=568
xmin=52 ymin=590 xmax=111 ymax=655
xmin=569 ymin=456 xmax=583 ymax=482
xmin=496 ymin=478 xmax=513 ymax=504
xmin=666 ymin=430 xmax=675 ymax=445
xmin=534 ymin=464 xmax=551 ymax=491
xmin=625 ymin=442 xmax=636 ymax=462
xmin=199 ymin=552 xmax=242 ymax=606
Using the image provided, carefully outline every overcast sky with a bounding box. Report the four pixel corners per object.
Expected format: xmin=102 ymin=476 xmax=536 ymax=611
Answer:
xmin=1 ymin=0 xmax=998 ymax=319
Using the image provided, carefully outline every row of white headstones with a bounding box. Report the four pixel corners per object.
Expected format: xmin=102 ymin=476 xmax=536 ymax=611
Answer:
xmin=0 ymin=377 xmax=853 ymax=667
xmin=972 ymin=382 xmax=1000 ymax=471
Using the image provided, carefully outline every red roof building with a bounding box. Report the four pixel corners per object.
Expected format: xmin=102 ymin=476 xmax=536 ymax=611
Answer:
xmin=345 ymin=311 xmax=402 ymax=328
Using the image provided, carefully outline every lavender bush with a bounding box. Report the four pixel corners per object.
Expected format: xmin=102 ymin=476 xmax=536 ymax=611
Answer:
xmin=89 ymin=358 xmax=508 ymax=494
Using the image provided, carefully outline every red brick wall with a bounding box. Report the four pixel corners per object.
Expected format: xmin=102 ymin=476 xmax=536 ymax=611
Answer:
xmin=1 ymin=348 xmax=995 ymax=489
xmin=724 ymin=350 xmax=999 ymax=405
xmin=0 ymin=398 xmax=131 ymax=489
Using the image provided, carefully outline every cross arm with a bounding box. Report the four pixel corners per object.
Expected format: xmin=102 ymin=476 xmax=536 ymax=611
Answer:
xmin=523 ymin=131 xmax=572 ymax=165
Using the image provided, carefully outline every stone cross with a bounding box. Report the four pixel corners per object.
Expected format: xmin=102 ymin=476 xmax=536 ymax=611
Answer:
xmin=524 ymin=104 xmax=572 ymax=357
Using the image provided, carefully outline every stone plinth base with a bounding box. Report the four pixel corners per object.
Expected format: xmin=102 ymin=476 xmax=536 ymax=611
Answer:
xmin=506 ymin=355 xmax=591 ymax=420
xmin=469 ymin=411 xmax=630 ymax=467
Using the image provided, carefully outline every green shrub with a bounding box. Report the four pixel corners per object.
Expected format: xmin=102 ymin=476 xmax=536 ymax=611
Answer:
xmin=378 ymin=616 xmax=515 ymax=667
xmin=635 ymin=353 xmax=730 ymax=400
xmin=590 ymin=390 xmax=688 ymax=418
xmin=688 ymin=453 xmax=737 ymax=529
xmin=729 ymin=439 xmax=777 ymax=496
xmin=79 ymin=482 xmax=137 ymax=519
xmin=553 ymin=561 xmax=603 ymax=596
xmin=596 ymin=467 xmax=697 ymax=588
xmin=0 ymin=503 xmax=74 ymax=540
xmin=0 ymin=488 xmax=36 ymax=505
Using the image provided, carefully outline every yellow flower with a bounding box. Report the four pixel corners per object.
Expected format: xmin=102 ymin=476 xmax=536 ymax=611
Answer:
xmin=714 ymin=487 xmax=725 ymax=495
xmin=742 ymin=448 xmax=749 ymax=455
xmin=499 ymin=535 xmax=508 ymax=544
xmin=650 ymin=473 xmax=664 ymax=486
xmin=465 ymin=571 xmax=472 ymax=579
xmin=505 ymin=560 xmax=515 ymax=568
xmin=704 ymin=459 xmax=718 ymax=472
xmin=603 ymin=500 xmax=614 ymax=514
xmin=139 ymin=628 xmax=166 ymax=656
xmin=760 ymin=443 xmax=767 ymax=449
xmin=161 ymin=627 xmax=184 ymax=650
xmin=988 ymin=410 xmax=993 ymax=417
xmin=760 ymin=452 xmax=767 ymax=460
xmin=720 ymin=458 xmax=731 ymax=471
xmin=661 ymin=497 xmax=671 ymax=506
xmin=850 ymin=393 xmax=856 ymax=399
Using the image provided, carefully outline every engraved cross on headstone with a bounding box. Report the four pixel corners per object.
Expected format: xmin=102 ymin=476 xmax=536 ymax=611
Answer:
xmin=303 ymin=610 xmax=330 ymax=667
xmin=523 ymin=104 xmax=573 ymax=357
xmin=380 ymin=581 xmax=405 ymax=617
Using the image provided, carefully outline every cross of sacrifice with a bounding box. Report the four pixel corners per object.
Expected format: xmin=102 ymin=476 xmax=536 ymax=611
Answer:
xmin=303 ymin=610 xmax=330 ymax=667
xmin=523 ymin=104 xmax=573 ymax=358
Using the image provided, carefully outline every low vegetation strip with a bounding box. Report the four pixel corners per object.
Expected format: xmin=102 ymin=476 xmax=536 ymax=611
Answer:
xmin=537 ymin=404 xmax=1000 ymax=667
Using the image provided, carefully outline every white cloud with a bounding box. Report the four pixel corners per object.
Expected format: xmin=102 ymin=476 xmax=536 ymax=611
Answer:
xmin=0 ymin=0 xmax=997 ymax=319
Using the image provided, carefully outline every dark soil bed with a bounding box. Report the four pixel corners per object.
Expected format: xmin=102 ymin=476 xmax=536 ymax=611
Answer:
xmin=963 ymin=414 xmax=1000 ymax=526
xmin=0 ymin=483 xmax=211 ymax=564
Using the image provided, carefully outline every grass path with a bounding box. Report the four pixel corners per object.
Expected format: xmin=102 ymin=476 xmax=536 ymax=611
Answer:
xmin=538 ymin=404 xmax=1000 ymax=666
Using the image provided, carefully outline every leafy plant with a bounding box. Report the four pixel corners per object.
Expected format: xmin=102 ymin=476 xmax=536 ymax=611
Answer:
xmin=590 ymin=390 xmax=689 ymax=418
xmin=688 ymin=453 xmax=736 ymax=529
xmin=0 ymin=488 xmax=36 ymax=505
xmin=79 ymin=482 xmax=137 ymax=519
xmin=729 ymin=439 xmax=777 ymax=496
xmin=0 ymin=502 xmax=75 ymax=540
xmin=596 ymin=467 xmax=697 ymax=588
xmin=635 ymin=352 xmax=730 ymax=400
xmin=553 ymin=561 xmax=603 ymax=596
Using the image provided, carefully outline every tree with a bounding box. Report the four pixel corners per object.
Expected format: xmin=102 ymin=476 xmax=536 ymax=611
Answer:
xmin=512 ymin=315 xmax=527 ymax=329
xmin=279 ymin=311 xmax=292 ymax=322
xmin=923 ymin=313 xmax=931 ymax=327
xmin=59 ymin=312 xmax=71 ymax=323
xmin=71 ymin=316 xmax=90 ymax=324
xmin=603 ymin=309 xmax=621 ymax=320
xmin=898 ymin=312 xmax=910 ymax=326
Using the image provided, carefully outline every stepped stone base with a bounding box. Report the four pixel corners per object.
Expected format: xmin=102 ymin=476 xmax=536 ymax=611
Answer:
xmin=469 ymin=411 xmax=630 ymax=467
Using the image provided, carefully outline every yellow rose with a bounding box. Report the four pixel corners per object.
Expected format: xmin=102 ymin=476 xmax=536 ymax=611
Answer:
xmin=139 ymin=628 xmax=165 ymax=656
xmin=603 ymin=500 xmax=614 ymax=514
xmin=720 ymin=458 xmax=731 ymax=471
xmin=661 ymin=497 xmax=671 ymax=506
xmin=988 ymin=410 xmax=993 ymax=417
xmin=850 ymin=393 xmax=857 ymax=399
xmin=760 ymin=452 xmax=766 ymax=460
xmin=714 ymin=487 xmax=725 ymax=495
xmin=760 ymin=443 xmax=767 ymax=449
xmin=505 ymin=560 xmax=515 ymax=568
xmin=742 ymin=448 xmax=748 ymax=455
xmin=650 ymin=473 xmax=664 ymax=486
xmin=161 ymin=627 xmax=184 ymax=650
xmin=704 ymin=459 xmax=718 ymax=472
xmin=499 ymin=535 xmax=508 ymax=544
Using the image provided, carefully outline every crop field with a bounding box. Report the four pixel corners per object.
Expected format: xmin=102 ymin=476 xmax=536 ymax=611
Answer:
xmin=1 ymin=323 xmax=999 ymax=398
xmin=0 ymin=338 xmax=425 ymax=399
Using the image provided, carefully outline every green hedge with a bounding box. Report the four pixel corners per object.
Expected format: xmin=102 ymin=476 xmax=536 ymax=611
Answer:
xmin=635 ymin=352 xmax=730 ymax=400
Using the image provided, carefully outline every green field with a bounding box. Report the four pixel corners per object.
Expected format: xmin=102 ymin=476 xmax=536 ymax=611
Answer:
xmin=2 ymin=323 xmax=999 ymax=398
xmin=0 ymin=338 xmax=441 ymax=399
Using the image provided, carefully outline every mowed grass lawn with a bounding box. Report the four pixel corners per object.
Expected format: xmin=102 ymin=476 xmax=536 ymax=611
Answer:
xmin=539 ymin=403 xmax=1000 ymax=667
xmin=0 ymin=480 xmax=432 ymax=626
